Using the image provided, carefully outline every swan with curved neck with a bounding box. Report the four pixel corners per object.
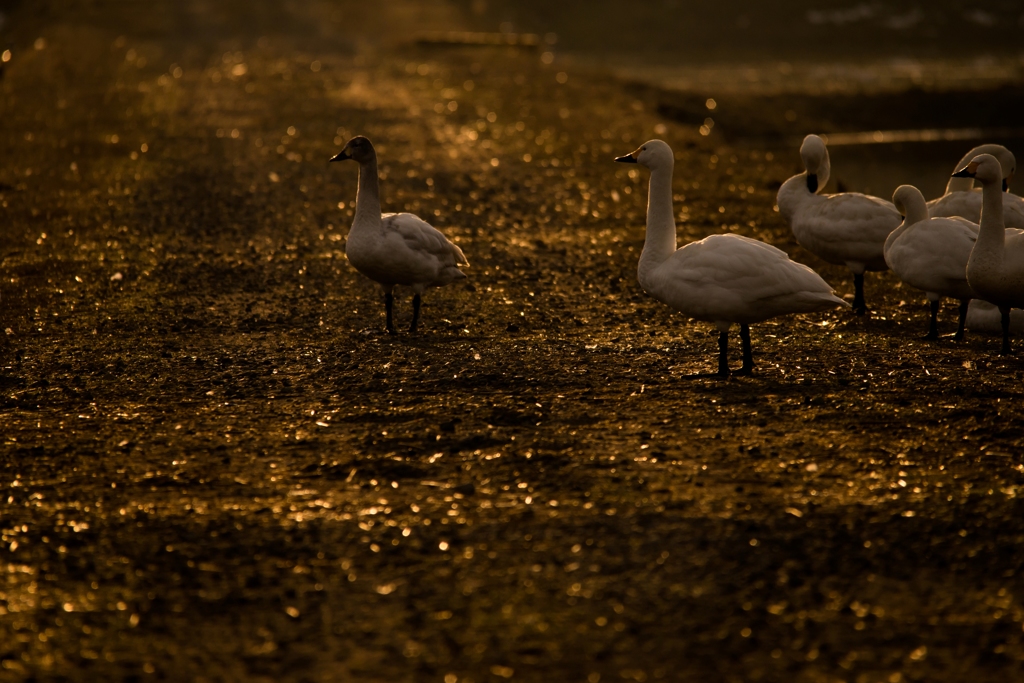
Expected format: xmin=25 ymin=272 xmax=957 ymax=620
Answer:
xmin=885 ymin=185 xmax=978 ymax=340
xmin=329 ymin=136 xmax=468 ymax=334
xmin=616 ymin=139 xmax=848 ymax=377
xmin=928 ymin=144 xmax=1024 ymax=228
xmin=957 ymin=153 xmax=1024 ymax=353
xmin=777 ymin=134 xmax=901 ymax=315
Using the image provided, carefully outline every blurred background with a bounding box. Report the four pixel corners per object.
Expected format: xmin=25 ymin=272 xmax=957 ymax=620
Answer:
xmin=457 ymin=0 xmax=1024 ymax=198
xmin=5 ymin=0 xmax=1021 ymax=198
xmin=458 ymin=0 xmax=1024 ymax=62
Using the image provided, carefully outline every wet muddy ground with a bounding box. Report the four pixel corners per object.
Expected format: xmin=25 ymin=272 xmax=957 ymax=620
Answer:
xmin=2 ymin=2 xmax=1024 ymax=682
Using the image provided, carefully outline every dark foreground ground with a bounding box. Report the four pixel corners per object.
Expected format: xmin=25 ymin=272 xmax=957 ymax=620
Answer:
xmin=3 ymin=2 xmax=1024 ymax=682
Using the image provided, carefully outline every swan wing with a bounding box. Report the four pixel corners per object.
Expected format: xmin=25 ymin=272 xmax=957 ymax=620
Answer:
xmin=928 ymin=189 xmax=982 ymax=222
xmin=793 ymin=193 xmax=900 ymax=268
xmin=930 ymin=192 xmax=1024 ymax=228
xmin=383 ymin=213 xmax=468 ymax=267
xmin=886 ymin=218 xmax=977 ymax=297
xmin=652 ymin=234 xmax=845 ymax=323
xmin=1004 ymin=195 xmax=1024 ymax=229
xmin=346 ymin=213 xmax=467 ymax=287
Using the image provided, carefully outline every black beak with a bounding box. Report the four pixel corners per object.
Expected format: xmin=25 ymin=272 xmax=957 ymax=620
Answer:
xmin=1003 ymin=179 xmax=1009 ymax=192
xmin=806 ymin=173 xmax=818 ymax=193
xmin=952 ymin=166 xmax=975 ymax=178
xmin=329 ymin=150 xmax=350 ymax=163
xmin=614 ymin=154 xmax=637 ymax=164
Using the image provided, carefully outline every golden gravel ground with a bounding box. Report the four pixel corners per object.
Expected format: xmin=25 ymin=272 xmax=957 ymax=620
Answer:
xmin=2 ymin=2 xmax=1024 ymax=682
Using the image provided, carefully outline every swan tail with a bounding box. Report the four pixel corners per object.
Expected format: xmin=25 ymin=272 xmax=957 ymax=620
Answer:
xmin=452 ymin=245 xmax=469 ymax=267
xmin=823 ymin=293 xmax=851 ymax=309
xmin=792 ymin=291 xmax=850 ymax=310
xmin=437 ymin=265 xmax=468 ymax=285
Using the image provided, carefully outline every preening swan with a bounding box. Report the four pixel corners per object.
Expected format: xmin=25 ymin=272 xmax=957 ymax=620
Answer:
xmin=616 ymin=139 xmax=848 ymax=377
xmin=956 ymin=153 xmax=1024 ymax=353
xmin=329 ymin=136 xmax=468 ymax=334
xmin=777 ymin=134 xmax=901 ymax=315
xmin=885 ymin=185 xmax=977 ymax=340
xmin=928 ymin=144 xmax=1024 ymax=228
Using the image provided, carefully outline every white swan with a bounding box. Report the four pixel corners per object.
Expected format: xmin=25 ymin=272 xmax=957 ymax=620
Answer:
xmin=928 ymin=144 xmax=1024 ymax=228
xmin=884 ymin=185 xmax=978 ymax=340
xmin=777 ymin=134 xmax=901 ymax=315
xmin=957 ymin=153 xmax=1024 ymax=353
xmin=616 ymin=139 xmax=848 ymax=377
xmin=329 ymin=136 xmax=468 ymax=334
xmin=966 ymin=300 xmax=1024 ymax=335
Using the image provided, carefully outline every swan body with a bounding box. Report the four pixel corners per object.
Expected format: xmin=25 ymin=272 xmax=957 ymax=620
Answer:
xmin=330 ymin=136 xmax=468 ymax=333
xmin=966 ymin=300 xmax=1024 ymax=335
xmin=884 ymin=184 xmax=978 ymax=340
xmin=958 ymin=153 xmax=1024 ymax=353
xmin=777 ymin=134 xmax=901 ymax=314
xmin=617 ymin=139 xmax=848 ymax=376
xmin=928 ymin=144 xmax=1024 ymax=228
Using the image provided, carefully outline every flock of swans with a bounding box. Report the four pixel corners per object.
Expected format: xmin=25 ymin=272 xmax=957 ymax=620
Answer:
xmin=330 ymin=134 xmax=1024 ymax=378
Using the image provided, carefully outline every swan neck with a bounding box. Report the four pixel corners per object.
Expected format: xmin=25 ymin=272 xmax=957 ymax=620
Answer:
xmin=816 ymin=153 xmax=830 ymax=188
xmin=777 ymin=173 xmax=820 ymax=222
xmin=903 ymin=194 xmax=929 ymax=226
xmin=946 ymin=149 xmax=979 ymax=193
xmin=977 ymin=177 xmax=1005 ymax=249
xmin=945 ymin=176 xmax=976 ymax=194
xmin=353 ymin=158 xmax=382 ymax=230
xmin=639 ymin=165 xmax=677 ymax=281
xmin=884 ymin=219 xmax=909 ymax=257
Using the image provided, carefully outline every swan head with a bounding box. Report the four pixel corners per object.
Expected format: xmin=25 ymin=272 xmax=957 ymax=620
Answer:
xmin=959 ymin=144 xmax=1015 ymax=192
xmin=953 ymin=153 xmax=1003 ymax=186
xmin=329 ymin=136 xmax=376 ymax=164
xmin=799 ymin=134 xmax=830 ymax=193
xmin=615 ymin=139 xmax=674 ymax=172
xmin=891 ymin=184 xmax=927 ymax=223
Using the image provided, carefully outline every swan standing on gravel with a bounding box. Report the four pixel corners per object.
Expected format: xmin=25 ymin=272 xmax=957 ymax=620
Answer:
xmin=329 ymin=136 xmax=468 ymax=334
xmin=777 ymin=134 xmax=901 ymax=315
xmin=616 ymin=140 xmax=848 ymax=377
xmin=884 ymin=185 xmax=978 ymax=340
xmin=955 ymin=153 xmax=1024 ymax=353
xmin=928 ymin=144 xmax=1024 ymax=228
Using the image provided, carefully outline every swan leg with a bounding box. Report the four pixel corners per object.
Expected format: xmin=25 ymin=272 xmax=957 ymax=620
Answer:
xmin=924 ymin=300 xmax=940 ymax=340
xmin=736 ymin=324 xmax=754 ymax=375
xmin=852 ymin=273 xmax=867 ymax=315
xmin=1001 ymin=306 xmax=1012 ymax=354
xmin=717 ymin=331 xmax=730 ymax=377
xmin=409 ymin=294 xmax=422 ymax=333
xmin=954 ymin=300 xmax=969 ymax=342
xmin=384 ymin=292 xmax=396 ymax=335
